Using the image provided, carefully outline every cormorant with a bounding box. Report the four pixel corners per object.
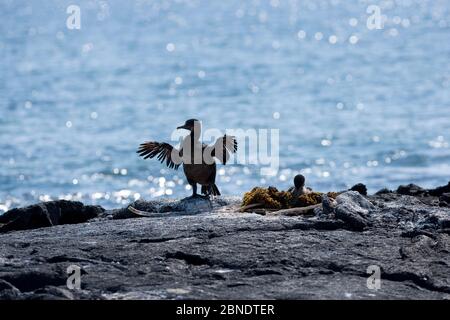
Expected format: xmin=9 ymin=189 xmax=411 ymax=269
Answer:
xmin=137 ymin=119 xmax=237 ymax=198
xmin=288 ymin=174 xmax=312 ymax=206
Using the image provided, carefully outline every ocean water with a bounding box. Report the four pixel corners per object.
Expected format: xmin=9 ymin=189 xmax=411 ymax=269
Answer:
xmin=1 ymin=0 xmax=450 ymax=212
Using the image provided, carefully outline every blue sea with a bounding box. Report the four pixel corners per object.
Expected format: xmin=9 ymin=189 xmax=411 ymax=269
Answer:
xmin=1 ymin=0 xmax=450 ymax=212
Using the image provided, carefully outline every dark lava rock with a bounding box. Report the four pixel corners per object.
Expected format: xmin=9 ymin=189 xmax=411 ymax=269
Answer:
xmin=349 ymin=183 xmax=368 ymax=196
xmin=0 ymin=191 xmax=449 ymax=300
xmin=321 ymin=195 xmax=335 ymax=215
xmin=28 ymin=286 xmax=76 ymax=300
xmin=439 ymin=193 xmax=450 ymax=207
xmin=107 ymin=199 xmax=158 ymax=220
xmin=334 ymin=191 xmax=374 ymax=231
xmin=0 ymin=279 xmax=20 ymax=292
xmin=108 ymin=196 xmax=230 ymax=219
xmin=0 ymin=200 xmax=104 ymax=233
xmin=375 ymin=188 xmax=392 ymax=195
xmin=397 ymin=184 xmax=428 ymax=196
xmin=0 ymin=279 xmax=21 ymax=299
xmin=428 ymin=181 xmax=450 ymax=197
xmin=440 ymin=193 xmax=450 ymax=202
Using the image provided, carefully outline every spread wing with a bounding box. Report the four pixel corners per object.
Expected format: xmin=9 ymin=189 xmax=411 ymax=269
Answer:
xmin=137 ymin=141 xmax=181 ymax=170
xmin=212 ymin=135 xmax=238 ymax=165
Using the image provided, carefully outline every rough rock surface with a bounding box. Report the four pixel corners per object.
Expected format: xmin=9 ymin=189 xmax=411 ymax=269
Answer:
xmin=0 ymin=200 xmax=104 ymax=233
xmin=0 ymin=185 xmax=449 ymax=300
xmin=334 ymin=191 xmax=374 ymax=231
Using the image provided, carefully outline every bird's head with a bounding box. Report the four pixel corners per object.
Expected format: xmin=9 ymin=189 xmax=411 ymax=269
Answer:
xmin=177 ymin=119 xmax=200 ymax=132
xmin=294 ymin=174 xmax=306 ymax=189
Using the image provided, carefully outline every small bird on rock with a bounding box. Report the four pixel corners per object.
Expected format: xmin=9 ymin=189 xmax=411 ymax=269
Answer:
xmin=137 ymin=119 xmax=237 ymax=198
xmin=287 ymin=174 xmax=312 ymax=206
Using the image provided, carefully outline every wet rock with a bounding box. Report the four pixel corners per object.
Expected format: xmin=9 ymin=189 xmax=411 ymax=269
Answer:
xmin=349 ymin=183 xmax=367 ymax=196
xmin=0 ymin=201 xmax=104 ymax=233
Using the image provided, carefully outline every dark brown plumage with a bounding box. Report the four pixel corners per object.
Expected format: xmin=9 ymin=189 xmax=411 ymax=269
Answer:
xmin=137 ymin=142 xmax=180 ymax=170
xmin=137 ymin=119 xmax=237 ymax=197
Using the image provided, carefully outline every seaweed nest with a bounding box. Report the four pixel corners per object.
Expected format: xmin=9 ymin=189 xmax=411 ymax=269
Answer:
xmin=242 ymin=187 xmax=338 ymax=211
xmin=294 ymin=191 xmax=338 ymax=207
xmin=242 ymin=186 xmax=292 ymax=210
xmin=294 ymin=192 xmax=323 ymax=207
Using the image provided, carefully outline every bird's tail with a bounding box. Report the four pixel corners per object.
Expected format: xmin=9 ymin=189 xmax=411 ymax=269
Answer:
xmin=211 ymin=184 xmax=221 ymax=196
xmin=201 ymin=184 xmax=221 ymax=196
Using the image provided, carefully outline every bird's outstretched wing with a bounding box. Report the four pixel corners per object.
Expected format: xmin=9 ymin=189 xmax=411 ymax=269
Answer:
xmin=137 ymin=141 xmax=181 ymax=170
xmin=212 ymin=135 xmax=238 ymax=164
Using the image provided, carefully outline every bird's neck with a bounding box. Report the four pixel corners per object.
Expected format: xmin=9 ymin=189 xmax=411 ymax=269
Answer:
xmin=189 ymin=129 xmax=201 ymax=141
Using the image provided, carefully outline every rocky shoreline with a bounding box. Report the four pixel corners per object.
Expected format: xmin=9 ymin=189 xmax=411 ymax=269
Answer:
xmin=0 ymin=182 xmax=449 ymax=300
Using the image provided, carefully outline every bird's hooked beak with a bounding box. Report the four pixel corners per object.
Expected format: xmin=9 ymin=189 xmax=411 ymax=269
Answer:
xmin=177 ymin=124 xmax=189 ymax=130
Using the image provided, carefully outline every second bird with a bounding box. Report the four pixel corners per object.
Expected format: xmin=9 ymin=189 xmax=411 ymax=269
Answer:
xmin=137 ymin=119 xmax=237 ymax=198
